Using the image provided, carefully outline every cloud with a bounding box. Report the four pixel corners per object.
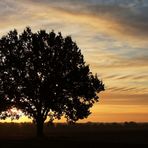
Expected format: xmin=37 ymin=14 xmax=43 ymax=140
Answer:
xmin=1 ymin=0 xmax=148 ymax=42
xmin=22 ymin=0 xmax=148 ymax=40
xmin=105 ymin=74 xmax=148 ymax=81
xmin=100 ymin=92 xmax=148 ymax=105
xmin=85 ymin=51 xmax=148 ymax=68
xmin=107 ymin=86 xmax=146 ymax=93
xmin=117 ymin=75 xmax=132 ymax=80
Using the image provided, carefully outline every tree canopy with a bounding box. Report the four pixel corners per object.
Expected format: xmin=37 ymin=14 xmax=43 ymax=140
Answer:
xmin=0 ymin=27 xmax=104 ymax=136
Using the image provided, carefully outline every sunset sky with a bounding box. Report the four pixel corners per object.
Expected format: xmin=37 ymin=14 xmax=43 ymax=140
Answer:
xmin=0 ymin=0 xmax=148 ymax=123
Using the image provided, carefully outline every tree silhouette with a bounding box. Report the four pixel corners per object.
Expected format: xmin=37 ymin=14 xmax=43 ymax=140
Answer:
xmin=0 ymin=27 xmax=104 ymax=136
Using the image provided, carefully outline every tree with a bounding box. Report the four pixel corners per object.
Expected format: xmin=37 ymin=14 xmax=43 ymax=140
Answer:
xmin=0 ymin=27 xmax=104 ymax=136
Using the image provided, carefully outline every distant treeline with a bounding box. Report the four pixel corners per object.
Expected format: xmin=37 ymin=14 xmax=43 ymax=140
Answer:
xmin=0 ymin=121 xmax=148 ymax=127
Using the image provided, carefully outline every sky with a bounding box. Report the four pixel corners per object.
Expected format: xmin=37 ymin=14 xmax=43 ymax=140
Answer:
xmin=0 ymin=0 xmax=148 ymax=123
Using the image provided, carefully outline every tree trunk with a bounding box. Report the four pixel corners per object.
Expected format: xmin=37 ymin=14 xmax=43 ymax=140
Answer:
xmin=36 ymin=118 xmax=44 ymax=137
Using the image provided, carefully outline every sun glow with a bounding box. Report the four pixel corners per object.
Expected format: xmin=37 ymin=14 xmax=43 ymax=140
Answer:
xmin=0 ymin=108 xmax=32 ymax=123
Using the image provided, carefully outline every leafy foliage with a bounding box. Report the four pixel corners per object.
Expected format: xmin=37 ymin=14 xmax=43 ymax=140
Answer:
xmin=0 ymin=27 xmax=104 ymax=135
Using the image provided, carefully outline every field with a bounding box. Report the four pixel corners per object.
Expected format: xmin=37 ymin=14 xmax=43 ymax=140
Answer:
xmin=0 ymin=122 xmax=148 ymax=148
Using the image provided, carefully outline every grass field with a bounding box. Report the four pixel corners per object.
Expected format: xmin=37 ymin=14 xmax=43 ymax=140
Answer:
xmin=0 ymin=122 xmax=148 ymax=148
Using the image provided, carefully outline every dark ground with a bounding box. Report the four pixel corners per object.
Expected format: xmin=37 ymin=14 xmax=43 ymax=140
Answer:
xmin=0 ymin=122 xmax=148 ymax=148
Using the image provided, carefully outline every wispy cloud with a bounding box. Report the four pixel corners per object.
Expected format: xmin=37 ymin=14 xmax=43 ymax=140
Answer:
xmin=1 ymin=0 xmax=148 ymax=40
xmin=22 ymin=0 xmax=148 ymax=40
xmin=100 ymin=92 xmax=148 ymax=105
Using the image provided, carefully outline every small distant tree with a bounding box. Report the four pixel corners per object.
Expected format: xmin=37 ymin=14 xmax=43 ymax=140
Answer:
xmin=0 ymin=27 xmax=104 ymax=136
